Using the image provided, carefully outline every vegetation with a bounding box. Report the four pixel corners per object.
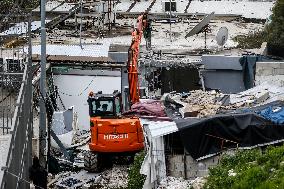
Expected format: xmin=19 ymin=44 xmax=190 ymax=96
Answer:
xmin=0 ymin=0 xmax=39 ymax=14
xmin=204 ymin=144 xmax=284 ymax=189
xmin=233 ymin=31 xmax=266 ymax=49
xmin=127 ymin=151 xmax=146 ymax=189
xmin=266 ymin=0 xmax=284 ymax=57
xmin=233 ymin=0 xmax=284 ymax=57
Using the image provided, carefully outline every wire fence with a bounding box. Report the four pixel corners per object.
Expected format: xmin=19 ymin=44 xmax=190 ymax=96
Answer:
xmin=0 ymin=12 xmax=33 ymax=189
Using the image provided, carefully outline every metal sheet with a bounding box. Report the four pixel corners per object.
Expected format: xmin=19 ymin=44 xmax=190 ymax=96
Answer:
xmin=140 ymin=119 xmax=178 ymax=138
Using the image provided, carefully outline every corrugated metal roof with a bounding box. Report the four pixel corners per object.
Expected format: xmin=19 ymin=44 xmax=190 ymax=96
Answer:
xmin=0 ymin=20 xmax=51 ymax=36
xmin=30 ymin=44 xmax=110 ymax=57
xmin=140 ymin=119 xmax=178 ymax=138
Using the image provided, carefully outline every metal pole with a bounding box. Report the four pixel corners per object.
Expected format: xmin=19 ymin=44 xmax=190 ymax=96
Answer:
xmin=205 ymin=29 xmax=207 ymax=50
xmin=40 ymin=0 xmax=47 ymax=168
xmin=169 ymin=0 xmax=172 ymax=43
xmin=80 ymin=0 xmax=83 ymax=48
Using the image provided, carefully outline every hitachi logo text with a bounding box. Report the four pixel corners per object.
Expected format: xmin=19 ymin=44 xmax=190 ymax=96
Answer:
xmin=104 ymin=134 xmax=129 ymax=140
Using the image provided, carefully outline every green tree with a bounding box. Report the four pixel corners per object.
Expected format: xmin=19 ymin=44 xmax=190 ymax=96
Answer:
xmin=267 ymin=0 xmax=284 ymax=57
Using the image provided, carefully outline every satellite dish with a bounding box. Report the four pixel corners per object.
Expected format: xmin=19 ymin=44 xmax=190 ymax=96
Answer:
xmin=185 ymin=12 xmax=215 ymax=38
xmin=216 ymin=27 xmax=228 ymax=46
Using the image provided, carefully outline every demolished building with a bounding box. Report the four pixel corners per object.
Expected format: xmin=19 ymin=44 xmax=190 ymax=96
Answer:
xmin=140 ymin=82 xmax=284 ymax=188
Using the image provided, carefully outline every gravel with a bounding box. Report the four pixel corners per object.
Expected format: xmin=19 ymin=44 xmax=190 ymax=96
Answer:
xmin=92 ymin=165 xmax=129 ymax=189
xmin=158 ymin=176 xmax=192 ymax=189
xmin=157 ymin=176 xmax=207 ymax=189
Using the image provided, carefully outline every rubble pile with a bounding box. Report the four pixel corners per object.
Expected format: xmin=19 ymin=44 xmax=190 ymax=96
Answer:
xmin=51 ymin=170 xmax=99 ymax=188
xmin=157 ymin=176 xmax=207 ymax=189
xmin=182 ymin=90 xmax=223 ymax=118
xmin=166 ymin=90 xmax=224 ymax=118
xmin=190 ymin=177 xmax=207 ymax=189
xmin=158 ymin=176 xmax=192 ymax=189
xmin=165 ymin=83 xmax=284 ymax=119
xmin=140 ymin=51 xmax=200 ymax=68
xmin=95 ymin=165 xmax=129 ymax=189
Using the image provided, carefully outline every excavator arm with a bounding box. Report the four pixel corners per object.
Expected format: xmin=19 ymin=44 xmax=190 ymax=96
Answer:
xmin=127 ymin=14 xmax=147 ymax=106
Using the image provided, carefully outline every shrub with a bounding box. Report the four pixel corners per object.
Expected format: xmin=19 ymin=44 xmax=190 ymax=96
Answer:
xmin=204 ymin=144 xmax=284 ymax=189
xmin=266 ymin=0 xmax=284 ymax=57
xmin=233 ymin=31 xmax=267 ymax=49
xmin=127 ymin=151 xmax=146 ymax=189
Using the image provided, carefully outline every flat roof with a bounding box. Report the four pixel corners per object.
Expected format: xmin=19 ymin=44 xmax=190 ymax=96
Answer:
xmin=29 ymin=44 xmax=110 ymax=58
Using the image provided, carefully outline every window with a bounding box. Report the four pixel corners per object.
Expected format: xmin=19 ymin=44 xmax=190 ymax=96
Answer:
xmin=91 ymin=100 xmax=114 ymax=116
xmin=165 ymin=2 xmax=176 ymax=12
xmin=92 ymin=100 xmax=113 ymax=111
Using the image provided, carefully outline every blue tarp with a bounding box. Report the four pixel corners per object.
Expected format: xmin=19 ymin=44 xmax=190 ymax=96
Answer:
xmin=219 ymin=101 xmax=284 ymax=125
xmin=257 ymin=106 xmax=284 ymax=125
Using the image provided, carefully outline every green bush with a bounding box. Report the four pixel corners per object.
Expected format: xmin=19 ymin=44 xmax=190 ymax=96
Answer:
xmin=127 ymin=151 xmax=146 ymax=189
xmin=266 ymin=0 xmax=284 ymax=57
xmin=233 ymin=31 xmax=267 ymax=49
xmin=204 ymin=145 xmax=284 ymax=189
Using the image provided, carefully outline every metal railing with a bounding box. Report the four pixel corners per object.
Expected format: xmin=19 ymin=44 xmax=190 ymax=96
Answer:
xmin=0 ymin=13 xmax=33 ymax=189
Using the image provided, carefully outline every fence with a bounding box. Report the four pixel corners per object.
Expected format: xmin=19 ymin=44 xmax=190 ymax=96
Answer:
xmin=0 ymin=12 xmax=33 ymax=189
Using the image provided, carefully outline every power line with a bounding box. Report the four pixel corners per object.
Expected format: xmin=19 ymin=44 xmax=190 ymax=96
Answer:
xmin=57 ymin=77 xmax=95 ymax=97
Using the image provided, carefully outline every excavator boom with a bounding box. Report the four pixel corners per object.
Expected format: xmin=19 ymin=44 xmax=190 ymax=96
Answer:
xmin=127 ymin=14 xmax=147 ymax=105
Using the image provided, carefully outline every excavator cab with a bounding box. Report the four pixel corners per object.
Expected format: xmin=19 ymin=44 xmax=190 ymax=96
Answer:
xmin=88 ymin=90 xmax=122 ymax=118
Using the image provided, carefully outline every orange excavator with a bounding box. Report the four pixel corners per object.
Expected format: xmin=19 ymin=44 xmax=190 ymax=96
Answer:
xmin=84 ymin=14 xmax=148 ymax=172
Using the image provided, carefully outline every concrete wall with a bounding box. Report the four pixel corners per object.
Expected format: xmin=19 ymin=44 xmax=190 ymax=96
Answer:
xmin=167 ymin=154 xmax=220 ymax=179
xmin=255 ymin=62 xmax=284 ymax=87
xmin=201 ymin=55 xmax=245 ymax=94
xmin=53 ymin=69 xmax=121 ymax=130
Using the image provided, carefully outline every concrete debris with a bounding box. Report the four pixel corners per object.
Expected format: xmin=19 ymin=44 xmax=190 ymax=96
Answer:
xmin=48 ymin=172 xmax=71 ymax=188
xmin=50 ymin=166 xmax=127 ymax=189
xmin=183 ymin=90 xmax=223 ymax=105
xmin=157 ymin=176 xmax=207 ymax=189
xmin=166 ymin=83 xmax=284 ymax=119
xmin=167 ymin=90 xmax=223 ymax=118
xmin=158 ymin=176 xmax=192 ymax=189
xmin=95 ymin=165 xmax=129 ymax=189
xmin=190 ymin=177 xmax=207 ymax=189
xmin=182 ymin=90 xmax=223 ymax=118
xmin=140 ymin=51 xmax=201 ymax=68
xmin=53 ymin=170 xmax=99 ymax=188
